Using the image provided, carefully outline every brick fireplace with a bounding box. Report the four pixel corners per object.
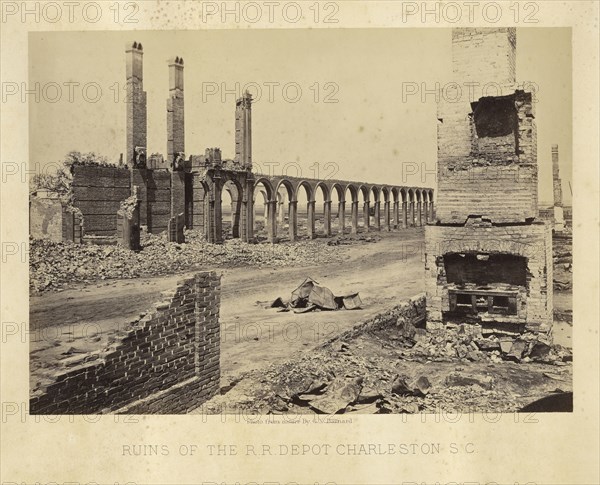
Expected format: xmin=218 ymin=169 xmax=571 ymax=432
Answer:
xmin=425 ymin=28 xmax=553 ymax=335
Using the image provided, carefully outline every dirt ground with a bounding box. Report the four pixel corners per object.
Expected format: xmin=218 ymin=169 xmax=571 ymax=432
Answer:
xmin=30 ymin=229 xmax=428 ymax=390
xmin=29 ymin=228 xmax=573 ymax=411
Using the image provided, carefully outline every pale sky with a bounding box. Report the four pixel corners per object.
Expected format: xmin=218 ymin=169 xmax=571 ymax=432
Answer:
xmin=29 ymin=28 xmax=572 ymax=205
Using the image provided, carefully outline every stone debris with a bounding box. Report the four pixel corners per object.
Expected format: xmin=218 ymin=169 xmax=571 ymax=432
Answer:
xmin=29 ymin=230 xmax=343 ymax=293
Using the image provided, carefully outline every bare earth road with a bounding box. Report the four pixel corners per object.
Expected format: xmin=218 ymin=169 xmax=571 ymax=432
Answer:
xmin=30 ymin=229 xmax=426 ymax=385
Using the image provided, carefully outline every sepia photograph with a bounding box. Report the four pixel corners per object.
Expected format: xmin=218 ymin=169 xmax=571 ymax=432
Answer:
xmin=1 ymin=2 xmax=598 ymax=485
xmin=27 ymin=26 xmax=573 ymax=415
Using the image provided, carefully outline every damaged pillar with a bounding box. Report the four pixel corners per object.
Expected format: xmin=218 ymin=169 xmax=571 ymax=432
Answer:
xmin=363 ymin=200 xmax=370 ymax=232
xmin=266 ymin=200 xmax=277 ymax=243
xmin=402 ymin=200 xmax=408 ymax=228
xmin=393 ymin=200 xmax=399 ymax=229
xmin=278 ymin=192 xmax=286 ymax=224
xmin=244 ymin=177 xmax=254 ymax=242
xmin=374 ymin=200 xmax=381 ymax=231
xmin=384 ymin=200 xmax=391 ymax=231
xmin=126 ymin=42 xmax=147 ymax=167
xmin=417 ymin=199 xmax=422 ymax=226
xmin=351 ymin=201 xmax=358 ymax=234
xmin=409 ymin=199 xmax=415 ymax=226
xmin=235 ymin=91 xmax=252 ymax=170
xmin=167 ymin=56 xmax=185 ymax=168
xmin=213 ymin=183 xmax=223 ymax=244
xmin=323 ymin=200 xmax=332 ymax=237
xmin=338 ymin=201 xmax=346 ymax=235
xmin=288 ymin=200 xmax=298 ymax=241
xmin=552 ymin=144 xmax=565 ymax=232
xmin=307 ymin=200 xmax=316 ymax=239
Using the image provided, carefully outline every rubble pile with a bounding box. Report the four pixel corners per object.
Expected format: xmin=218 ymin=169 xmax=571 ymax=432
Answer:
xmin=553 ymin=234 xmax=572 ymax=291
xmin=29 ymin=230 xmax=343 ymax=293
xmin=204 ymin=322 xmax=572 ymax=415
xmin=400 ymin=324 xmax=573 ymax=365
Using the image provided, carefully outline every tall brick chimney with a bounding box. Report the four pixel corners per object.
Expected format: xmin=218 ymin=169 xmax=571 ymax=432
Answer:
xmin=126 ymin=41 xmax=147 ymax=167
xmin=552 ymin=144 xmax=565 ymax=231
xmin=235 ymin=91 xmax=252 ymax=170
xmin=167 ymin=56 xmax=185 ymax=170
xmin=425 ymin=28 xmax=553 ymax=336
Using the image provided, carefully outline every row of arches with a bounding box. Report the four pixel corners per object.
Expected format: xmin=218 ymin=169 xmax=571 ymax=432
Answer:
xmin=194 ymin=172 xmax=434 ymax=243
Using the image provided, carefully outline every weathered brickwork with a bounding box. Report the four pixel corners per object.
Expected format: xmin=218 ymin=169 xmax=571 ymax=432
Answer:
xmin=126 ymin=42 xmax=147 ymax=166
xmin=38 ymin=42 xmax=433 ymax=244
xmin=436 ymin=27 xmax=537 ymax=224
xmin=167 ymin=57 xmax=185 ymax=166
xmin=426 ymin=28 xmax=552 ymax=334
xmin=425 ymin=224 xmax=553 ymax=332
xmin=30 ymin=272 xmax=221 ymax=414
xmin=71 ymin=166 xmax=131 ymax=236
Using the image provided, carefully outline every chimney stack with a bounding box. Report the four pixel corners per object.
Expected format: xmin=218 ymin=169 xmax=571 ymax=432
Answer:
xmin=125 ymin=41 xmax=147 ymax=167
xmin=167 ymin=56 xmax=185 ymax=170
xmin=235 ymin=91 xmax=252 ymax=170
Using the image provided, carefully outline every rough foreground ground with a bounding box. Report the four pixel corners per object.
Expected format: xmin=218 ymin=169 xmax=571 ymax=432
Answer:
xmin=29 ymin=228 xmax=572 ymax=413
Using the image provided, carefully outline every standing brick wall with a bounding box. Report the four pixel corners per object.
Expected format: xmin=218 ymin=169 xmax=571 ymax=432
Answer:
xmin=147 ymin=170 xmax=172 ymax=234
xmin=30 ymin=271 xmax=221 ymax=414
xmin=71 ymin=166 xmax=131 ymax=236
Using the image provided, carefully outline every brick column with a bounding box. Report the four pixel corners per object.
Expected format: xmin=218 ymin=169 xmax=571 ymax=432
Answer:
xmin=307 ymin=200 xmax=316 ymax=239
xmin=288 ymin=200 xmax=298 ymax=241
xmin=171 ymin=171 xmax=186 ymax=218
xmin=126 ymin=42 xmax=147 ymax=166
xmin=323 ymin=200 xmax=332 ymax=237
xmin=351 ymin=201 xmax=359 ymax=234
xmin=374 ymin=201 xmax=381 ymax=231
xmin=363 ymin=201 xmax=370 ymax=232
xmin=167 ymin=57 xmax=184 ymax=167
xmin=430 ymin=201 xmax=435 ymax=221
xmin=213 ymin=182 xmax=223 ymax=244
xmin=266 ymin=200 xmax=277 ymax=243
xmin=244 ymin=177 xmax=254 ymax=242
xmin=384 ymin=201 xmax=391 ymax=231
xmin=393 ymin=201 xmax=399 ymax=229
xmin=338 ymin=201 xmax=346 ymax=235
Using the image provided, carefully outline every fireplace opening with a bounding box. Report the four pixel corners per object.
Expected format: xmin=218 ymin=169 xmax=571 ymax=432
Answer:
xmin=443 ymin=252 xmax=527 ymax=287
xmin=444 ymin=252 xmax=526 ymax=321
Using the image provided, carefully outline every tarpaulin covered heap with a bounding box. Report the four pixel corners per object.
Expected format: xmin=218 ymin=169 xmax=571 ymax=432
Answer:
xmin=271 ymin=278 xmax=363 ymax=313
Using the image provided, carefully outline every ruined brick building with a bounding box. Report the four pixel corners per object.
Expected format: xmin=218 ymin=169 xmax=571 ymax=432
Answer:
xmin=425 ymin=28 xmax=553 ymax=335
xmin=56 ymin=41 xmax=435 ymax=245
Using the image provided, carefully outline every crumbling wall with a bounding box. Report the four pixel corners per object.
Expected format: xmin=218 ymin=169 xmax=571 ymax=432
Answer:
xmin=29 ymin=198 xmax=63 ymax=241
xmin=30 ymin=271 xmax=221 ymax=414
xmin=146 ymin=170 xmax=172 ymax=234
xmin=71 ymin=165 xmax=131 ymax=236
xmin=425 ymin=223 xmax=553 ymax=332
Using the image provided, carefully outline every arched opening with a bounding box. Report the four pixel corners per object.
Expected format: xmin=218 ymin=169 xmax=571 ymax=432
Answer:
xmin=391 ymin=188 xmax=400 ymax=229
xmin=296 ymin=181 xmax=314 ymax=239
xmin=381 ymin=187 xmax=391 ymax=231
xmin=331 ymin=184 xmax=344 ymax=234
xmin=314 ymin=183 xmax=329 ymax=237
xmin=358 ymin=186 xmax=369 ymax=232
xmin=370 ymin=186 xmax=381 ymax=230
xmin=221 ymin=179 xmax=242 ymax=239
xmin=345 ymin=185 xmax=359 ymax=234
xmin=276 ymin=180 xmax=295 ymax=241
xmin=429 ymin=190 xmax=435 ymax=221
xmin=415 ymin=189 xmax=423 ymax=226
xmin=253 ymin=179 xmax=275 ymax=242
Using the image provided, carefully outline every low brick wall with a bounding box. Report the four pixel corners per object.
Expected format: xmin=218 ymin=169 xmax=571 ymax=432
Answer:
xmin=323 ymin=293 xmax=426 ymax=345
xmin=30 ymin=271 xmax=221 ymax=414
